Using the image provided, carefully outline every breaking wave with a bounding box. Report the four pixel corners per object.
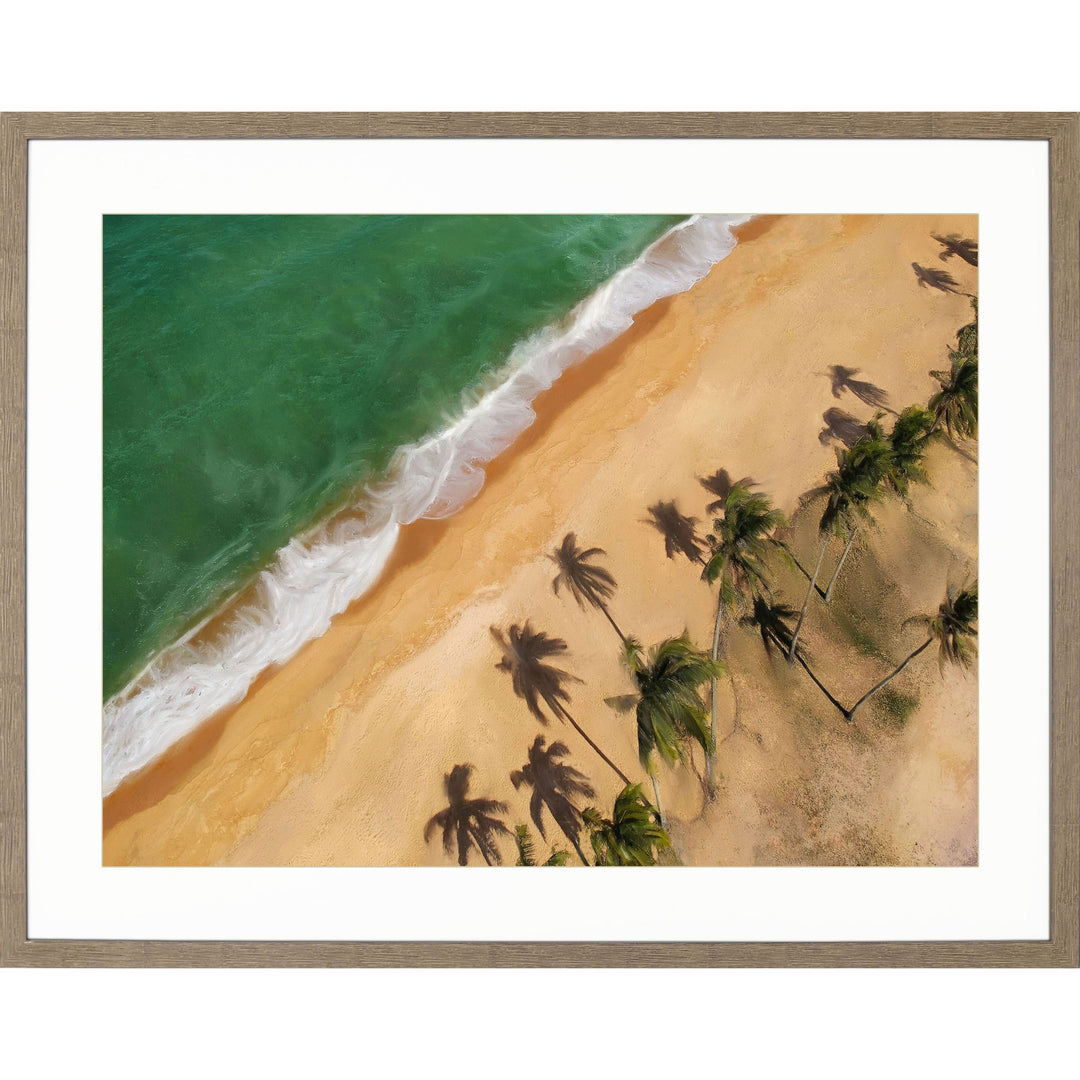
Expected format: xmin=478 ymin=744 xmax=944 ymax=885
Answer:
xmin=102 ymin=212 xmax=752 ymax=795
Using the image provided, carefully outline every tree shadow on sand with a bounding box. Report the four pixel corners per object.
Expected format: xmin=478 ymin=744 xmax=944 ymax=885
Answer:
xmin=644 ymin=499 xmax=705 ymax=564
xmin=824 ymin=365 xmax=896 ymax=415
xmin=511 ymin=735 xmax=596 ymax=865
xmin=818 ymin=407 xmax=868 ymax=447
xmin=932 ymin=233 xmax=978 ymax=267
xmin=491 ymin=623 xmax=581 ymax=725
xmin=424 ymin=763 xmax=511 ymax=866
xmin=491 ymin=622 xmax=632 ymax=785
xmin=912 ymin=262 xmax=969 ymax=296
xmin=741 ymin=595 xmax=846 ymax=716
xmin=699 ymin=467 xmax=757 ymax=515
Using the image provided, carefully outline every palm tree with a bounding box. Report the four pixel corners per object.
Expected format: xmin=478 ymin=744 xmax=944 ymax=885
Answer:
xmin=513 ymin=824 xmax=570 ymax=866
xmin=790 ymin=439 xmax=891 ymax=659
xmin=700 ymin=485 xmax=788 ymax=779
xmin=582 ymin=783 xmax=671 ymax=866
xmin=644 ymin=500 xmax=705 ymax=564
xmin=933 ymin=233 xmax=978 ymax=267
xmin=820 ymin=406 xmax=937 ymax=603
xmin=820 ymin=423 xmax=896 ymax=603
xmin=699 ymin=467 xmax=756 ymax=515
xmin=741 ymin=595 xmax=847 ymax=716
xmin=491 ymin=622 xmax=632 ymax=786
xmin=955 ymin=297 xmax=978 ymax=358
xmin=929 ymin=351 xmax=978 ymax=443
xmin=510 ymin=735 xmax=596 ymax=865
xmin=844 ymin=581 xmax=978 ymax=722
xmin=619 ymin=633 xmax=725 ymax=817
xmin=423 ymin=763 xmax=511 ymax=866
xmin=549 ymin=532 xmax=626 ymax=643
xmin=886 ymin=405 xmax=936 ymax=500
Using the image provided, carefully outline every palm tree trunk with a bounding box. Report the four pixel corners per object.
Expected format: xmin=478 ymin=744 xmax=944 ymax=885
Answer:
xmin=556 ymin=703 xmax=632 ymax=787
xmin=598 ymin=602 xmax=627 ymax=645
xmin=784 ymin=544 xmax=827 ymax=599
xmin=784 ymin=636 xmax=847 ymax=716
xmin=824 ymin=528 xmax=858 ymax=603
xmin=843 ymin=637 xmax=933 ymax=721
xmin=789 ymin=537 xmax=829 ymax=661
xmin=706 ymin=591 xmax=724 ymax=787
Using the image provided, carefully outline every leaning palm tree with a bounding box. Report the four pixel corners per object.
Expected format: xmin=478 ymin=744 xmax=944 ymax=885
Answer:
xmin=618 ymin=633 xmax=725 ymax=818
xmin=955 ymin=297 xmax=978 ymax=358
xmin=700 ymin=485 xmax=788 ymax=779
xmin=513 ymin=824 xmax=570 ymax=866
xmin=549 ymin=532 xmax=626 ymax=643
xmin=741 ymin=595 xmax=847 ymax=717
xmin=820 ymin=406 xmax=937 ymax=603
xmin=491 ymin=622 xmax=631 ymax=786
xmin=818 ymin=423 xmax=896 ymax=603
xmin=844 ymin=581 xmax=978 ymax=722
xmin=929 ymin=351 xmax=978 ymax=443
xmin=511 ymin=734 xmax=596 ymax=865
xmin=790 ymin=439 xmax=891 ymax=659
xmin=582 ymin=783 xmax=671 ymax=866
xmin=423 ymin=763 xmax=511 ymax=866
xmin=886 ymin=405 xmax=936 ymax=501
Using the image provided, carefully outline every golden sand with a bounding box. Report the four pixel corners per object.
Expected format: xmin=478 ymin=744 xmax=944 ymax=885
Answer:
xmin=104 ymin=214 xmax=979 ymax=867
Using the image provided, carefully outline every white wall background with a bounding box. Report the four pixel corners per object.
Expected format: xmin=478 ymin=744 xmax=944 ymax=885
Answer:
xmin=2 ymin=2 xmax=1077 ymax=1077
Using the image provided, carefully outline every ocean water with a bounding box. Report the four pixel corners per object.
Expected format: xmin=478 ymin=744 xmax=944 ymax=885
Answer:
xmin=103 ymin=212 xmax=751 ymax=794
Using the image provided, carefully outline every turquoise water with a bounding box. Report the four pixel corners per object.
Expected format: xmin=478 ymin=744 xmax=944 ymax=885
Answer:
xmin=103 ymin=214 xmax=686 ymax=699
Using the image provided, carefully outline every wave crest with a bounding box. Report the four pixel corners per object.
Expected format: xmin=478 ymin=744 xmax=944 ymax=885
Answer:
xmin=102 ymin=213 xmax=752 ymax=795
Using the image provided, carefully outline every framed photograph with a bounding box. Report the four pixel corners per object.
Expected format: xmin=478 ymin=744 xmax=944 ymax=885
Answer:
xmin=1 ymin=113 xmax=1076 ymax=967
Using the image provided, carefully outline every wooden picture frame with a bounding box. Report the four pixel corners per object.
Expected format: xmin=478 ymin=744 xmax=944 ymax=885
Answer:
xmin=1 ymin=112 xmax=1076 ymax=967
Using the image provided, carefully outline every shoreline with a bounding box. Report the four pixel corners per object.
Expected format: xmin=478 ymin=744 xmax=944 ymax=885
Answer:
xmin=101 ymin=243 xmax=725 ymax=832
xmin=104 ymin=214 xmax=978 ymax=867
xmin=101 ymin=212 xmax=751 ymax=797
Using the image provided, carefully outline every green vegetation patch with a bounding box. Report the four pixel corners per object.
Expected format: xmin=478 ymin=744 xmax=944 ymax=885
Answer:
xmin=872 ymin=686 xmax=919 ymax=730
xmin=833 ymin=610 xmax=891 ymax=664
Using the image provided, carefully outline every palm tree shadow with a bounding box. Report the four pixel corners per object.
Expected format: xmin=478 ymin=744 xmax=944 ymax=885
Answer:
xmin=824 ymin=365 xmax=896 ymax=414
xmin=490 ymin=622 xmax=581 ymax=725
xmin=643 ymin=499 xmax=705 ymax=564
xmin=511 ymin=735 xmax=596 ymax=865
xmin=424 ymin=763 xmax=511 ymax=866
xmin=492 ymin=621 xmax=632 ymax=785
xmin=932 ymin=233 xmax=978 ymax=267
xmin=699 ymin=468 xmax=757 ymax=515
xmin=912 ymin=262 xmax=968 ymax=296
xmin=549 ymin=533 xmax=626 ymax=641
xmin=818 ymin=407 xmax=868 ymax=447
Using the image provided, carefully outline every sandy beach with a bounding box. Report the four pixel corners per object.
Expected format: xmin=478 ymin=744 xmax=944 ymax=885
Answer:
xmin=103 ymin=213 xmax=979 ymax=867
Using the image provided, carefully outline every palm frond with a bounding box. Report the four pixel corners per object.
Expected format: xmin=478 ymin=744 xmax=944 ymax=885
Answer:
xmin=583 ymin=784 xmax=671 ymax=866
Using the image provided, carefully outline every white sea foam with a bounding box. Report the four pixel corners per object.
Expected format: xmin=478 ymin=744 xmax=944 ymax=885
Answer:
xmin=102 ymin=213 xmax=753 ymax=795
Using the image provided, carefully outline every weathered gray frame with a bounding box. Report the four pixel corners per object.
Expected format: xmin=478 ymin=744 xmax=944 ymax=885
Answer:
xmin=1 ymin=112 xmax=1076 ymax=967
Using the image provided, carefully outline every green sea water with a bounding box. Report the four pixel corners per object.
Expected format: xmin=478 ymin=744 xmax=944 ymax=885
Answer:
xmin=103 ymin=214 xmax=686 ymax=700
